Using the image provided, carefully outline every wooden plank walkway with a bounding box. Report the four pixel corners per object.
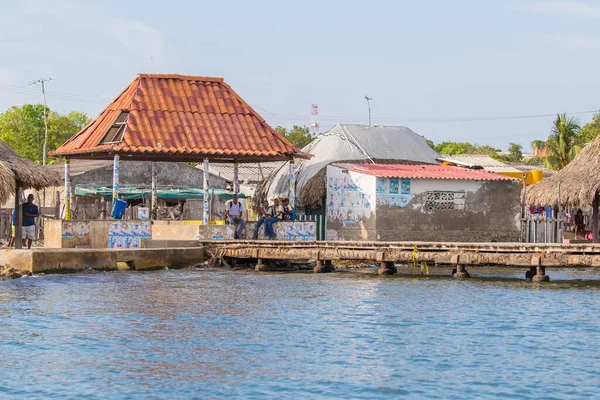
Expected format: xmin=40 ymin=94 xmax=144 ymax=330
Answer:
xmin=204 ymin=240 xmax=600 ymax=268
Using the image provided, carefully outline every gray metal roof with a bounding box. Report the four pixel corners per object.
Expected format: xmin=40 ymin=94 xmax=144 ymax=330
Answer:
xmin=263 ymin=124 xmax=441 ymax=205
xmin=437 ymin=154 xmax=522 ymax=173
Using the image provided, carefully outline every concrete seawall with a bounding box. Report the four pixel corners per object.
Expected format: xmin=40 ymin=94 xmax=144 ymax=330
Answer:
xmin=0 ymin=247 xmax=205 ymax=274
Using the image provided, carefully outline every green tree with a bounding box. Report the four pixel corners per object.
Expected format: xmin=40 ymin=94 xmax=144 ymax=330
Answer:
xmin=275 ymin=125 xmax=313 ymax=149
xmin=0 ymin=104 xmax=89 ymax=163
xmin=577 ymin=112 xmax=600 ymax=146
xmin=531 ymin=113 xmax=581 ymax=170
xmin=493 ymin=143 xmax=523 ymax=163
xmin=507 ymin=142 xmax=523 ymax=162
xmin=434 ymin=141 xmax=477 ymax=154
xmin=433 ymin=141 xmax=500 ymax=155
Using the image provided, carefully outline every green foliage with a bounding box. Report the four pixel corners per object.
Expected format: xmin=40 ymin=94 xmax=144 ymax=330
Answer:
xmin=507 ymin=143 xmax=523 ymax=162
xmin=578 ymin=112 xmax=600 ymax=145
xmin=274 ymin=125 xmax=313 ymax=149
xmin=531 ymin=113 xmax=581 ymax=170
xmin=0 ymin=104 xmax=90 ymax=163
xmin=524 ymin=156 xmax=544 ymax=166
xmin=433 ymin=141 xmax=500 ymax=156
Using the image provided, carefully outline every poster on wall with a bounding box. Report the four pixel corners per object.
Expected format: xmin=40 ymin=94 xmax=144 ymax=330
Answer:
xmin=376 ymin=178 xmax=386 ymax=194
xmin=401 ymin=178 xmax=411 ymax=195
xmin=389 ymin=178 xmax=399 ymax=194
xmin=327 ymin=169 xmax=375 ymax=225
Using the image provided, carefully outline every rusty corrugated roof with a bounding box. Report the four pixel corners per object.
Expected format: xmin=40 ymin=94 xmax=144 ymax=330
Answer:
xmin=51 ymin=74 xmax=308 ymax=162
xmin=333 ymin=163 xmax=517 ymax=181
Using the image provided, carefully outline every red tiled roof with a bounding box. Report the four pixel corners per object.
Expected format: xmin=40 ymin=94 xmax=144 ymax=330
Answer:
xmin=51 ymin=74 xmax=308 ymax=162
xmin=333 ymin=163 xmax=517 ymax=181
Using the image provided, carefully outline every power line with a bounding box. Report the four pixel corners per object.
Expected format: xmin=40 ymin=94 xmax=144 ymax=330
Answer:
xmin=0 ymin=84 xmax=110 ymax=104
xmin=253 ymin=108 xmax=599 ymax=123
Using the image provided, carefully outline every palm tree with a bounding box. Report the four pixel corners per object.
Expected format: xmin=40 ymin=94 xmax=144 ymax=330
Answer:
xmin=531 ymin=113 xmax=581 ymax=170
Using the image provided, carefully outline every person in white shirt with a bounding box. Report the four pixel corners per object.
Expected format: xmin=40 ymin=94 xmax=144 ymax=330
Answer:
xmin=225 ymin=194 xmax=246 ymax=239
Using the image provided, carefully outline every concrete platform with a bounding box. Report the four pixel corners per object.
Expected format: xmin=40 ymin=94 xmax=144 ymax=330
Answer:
xmin=0 ymin=247 xmax=205 ymax=274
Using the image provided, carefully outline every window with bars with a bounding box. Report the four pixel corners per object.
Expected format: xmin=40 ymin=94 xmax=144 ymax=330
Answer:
xmin=99 ymin=111 xmax=130 ymax=144
xmin=425 ymin=191 xmax=465 ymax=210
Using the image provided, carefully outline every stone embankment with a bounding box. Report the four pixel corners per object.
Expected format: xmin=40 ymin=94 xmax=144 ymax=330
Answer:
xmin=0 ymin=266 xmax=29 ymax=279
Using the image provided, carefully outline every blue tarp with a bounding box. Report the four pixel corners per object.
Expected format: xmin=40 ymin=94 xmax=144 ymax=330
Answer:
xmin=74 ymin=186 xmax=246 ymax=201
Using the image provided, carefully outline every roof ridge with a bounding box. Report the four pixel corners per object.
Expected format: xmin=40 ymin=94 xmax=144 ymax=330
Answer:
xmin=138 ymin=73 xmax=224 ymax=82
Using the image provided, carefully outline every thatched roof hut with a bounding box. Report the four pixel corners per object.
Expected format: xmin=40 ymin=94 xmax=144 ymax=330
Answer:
xmin=526 ymin=136 xmax=600 ymax=207
xmin=0 ymin=141 xmax=62 ymax=203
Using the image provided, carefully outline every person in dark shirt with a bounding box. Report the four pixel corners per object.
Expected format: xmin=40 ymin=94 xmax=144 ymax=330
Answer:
xmin=22 ymin=194 xmax=39 ymax=249
xmin=573 ymin=209 xmax=586 ymax=239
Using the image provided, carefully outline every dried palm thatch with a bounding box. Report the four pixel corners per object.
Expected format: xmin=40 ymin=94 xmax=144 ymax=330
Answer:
xmin=526 ymin=135 xmax=600 ymax=207
xmin=299 ymin=167 xmax=327 ymax=208
xmin=0 ymin=140 xmax=62 ymax=203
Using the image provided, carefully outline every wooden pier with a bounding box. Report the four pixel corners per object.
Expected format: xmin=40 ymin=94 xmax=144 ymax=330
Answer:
xmin=206 ymin=240 xmax=600 ymax=281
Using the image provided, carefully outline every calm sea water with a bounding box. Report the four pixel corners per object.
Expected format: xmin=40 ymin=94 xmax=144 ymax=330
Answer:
xmin=1 ymin=269 xmax=600 ymax=399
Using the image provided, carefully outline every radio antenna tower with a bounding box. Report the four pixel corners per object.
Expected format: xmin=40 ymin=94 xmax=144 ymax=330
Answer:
xmin=310 ymin=104 xmax=319 ymax=136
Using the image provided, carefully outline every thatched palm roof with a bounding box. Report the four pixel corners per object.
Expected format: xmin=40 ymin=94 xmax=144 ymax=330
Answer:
xmin=526 ymin=135 xmax=600 ymax=207
xmin=0 ymin=141 xmax=62 ymax=203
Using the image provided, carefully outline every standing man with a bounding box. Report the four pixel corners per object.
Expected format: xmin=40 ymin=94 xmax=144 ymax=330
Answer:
xmin=225 ymin=194 xmax=246 ymax=239
xmin=22 ymin=194 xmax=39 ymax=249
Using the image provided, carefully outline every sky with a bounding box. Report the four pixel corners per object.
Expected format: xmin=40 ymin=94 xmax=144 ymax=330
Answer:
xmin=1 ymin=0 xmax=599 ymax=152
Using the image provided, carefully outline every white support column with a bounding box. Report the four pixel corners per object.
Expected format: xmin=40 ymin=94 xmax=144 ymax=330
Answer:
xmin=64 ymin=158 xmax=72 ymax=220
xmin=151 ymin=162 xmax=158 ymax=220
xmin=112 ymin=154 xmax=119 ymax=213
xmin=233 ymin=162 xmax=239 ymax=195
xmin=289 ymin=158 xmax=296 ymax=208
xmin=203 ymin=158 xmax=210 ymax=225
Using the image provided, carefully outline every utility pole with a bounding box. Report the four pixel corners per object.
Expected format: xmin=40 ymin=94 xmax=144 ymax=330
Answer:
xmin=364 ymin=95 xmax=372 ymax=126
xmin=30 ymin=77 xmax=55 ymax=165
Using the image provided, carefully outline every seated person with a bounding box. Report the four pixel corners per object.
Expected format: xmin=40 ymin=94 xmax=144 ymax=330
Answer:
xmin=265 ymin=198 xmax=284 ymax=239
xmin=573 ymin=209 xmax=586 ymax=239
xmin=225 ymin=194 xmax=246 ymax=239
xmin=253 ymin=200 xmax=273 ymax=240
xmin=281 ymin=198 xmax=296 ymax=221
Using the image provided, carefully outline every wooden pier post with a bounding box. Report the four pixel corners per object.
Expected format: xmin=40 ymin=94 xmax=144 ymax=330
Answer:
xmin=314 ymin=259 xmax=334 ymax=273
xmin=255 ymin=258 xmax=264 ymax=271
xmin=530 ymin=255 xmax=550 ymax=282
xmin=451 ymin=255 xmax=470 ymax=278
xmin=378 ymin=261 xmax=397 ymax=275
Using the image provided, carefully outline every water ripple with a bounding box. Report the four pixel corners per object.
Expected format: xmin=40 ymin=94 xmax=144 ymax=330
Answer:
xmin=1 ymin=270 xmax=599 ymax=399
